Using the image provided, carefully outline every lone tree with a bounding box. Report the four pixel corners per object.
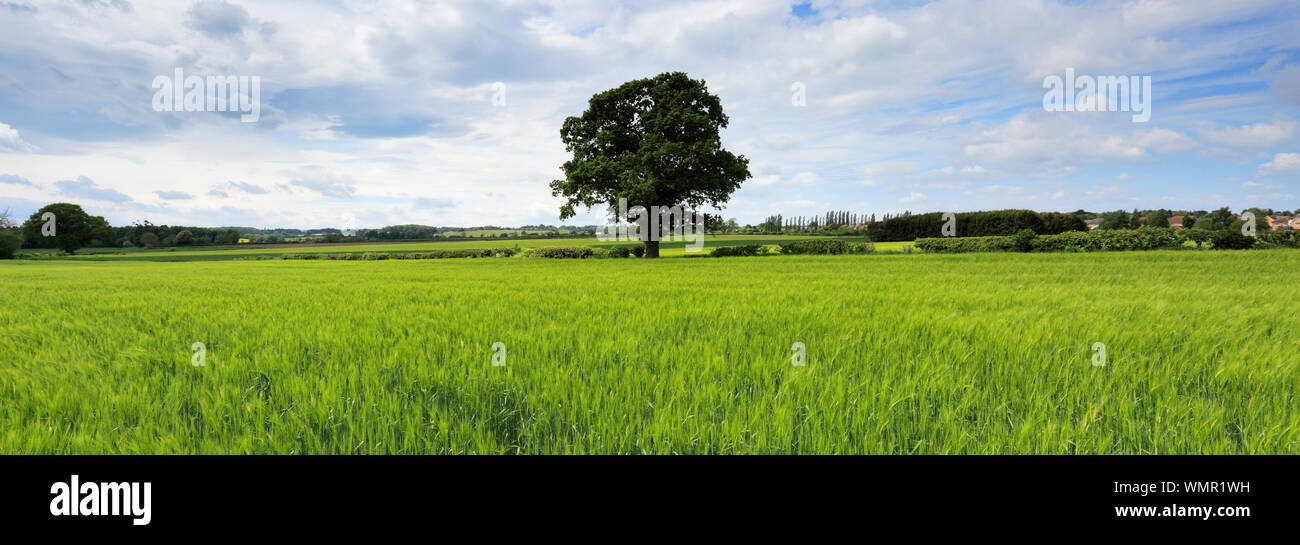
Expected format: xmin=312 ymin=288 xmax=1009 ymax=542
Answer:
xmin=549 ymin=72 xmax=752 ymax=257
xmin=21 ymin=203 xmax=114 ymax=254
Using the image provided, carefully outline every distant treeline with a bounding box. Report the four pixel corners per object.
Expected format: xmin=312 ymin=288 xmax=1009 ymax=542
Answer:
xmin=867 ymin=210 xmax=1087 ymax=241
xmin=20 ymin=221 xmax=243 ymax=249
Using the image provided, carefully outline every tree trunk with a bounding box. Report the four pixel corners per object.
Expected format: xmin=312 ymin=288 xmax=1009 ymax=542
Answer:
xmin=644 ymin=240 xmax=660 ymax=258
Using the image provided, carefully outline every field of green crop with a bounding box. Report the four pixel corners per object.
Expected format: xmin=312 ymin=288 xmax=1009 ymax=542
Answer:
xmin=1 ymin=249 xmax=1296 ymax=453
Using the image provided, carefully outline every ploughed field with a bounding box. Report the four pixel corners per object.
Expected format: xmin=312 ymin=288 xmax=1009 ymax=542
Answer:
xmin=1 ymin=250 xmax=1296 ymax=453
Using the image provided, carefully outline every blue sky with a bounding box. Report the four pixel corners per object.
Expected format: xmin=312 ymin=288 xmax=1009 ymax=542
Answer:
xmin=0 ymin=0 xmax=1298 ymax=228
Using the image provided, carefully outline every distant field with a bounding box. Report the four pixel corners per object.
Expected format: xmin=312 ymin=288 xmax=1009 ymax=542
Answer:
xmin=21 ymin=235 xmax=897 ymax=261
xmin=2 ymin=250 xmax=1295 ymax=453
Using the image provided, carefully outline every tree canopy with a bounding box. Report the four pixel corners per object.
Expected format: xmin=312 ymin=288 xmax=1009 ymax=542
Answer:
xmin=549 ymin=72 xmax=752 ymax=257
xmin=21 ymin=203 xmax=114 ymax=254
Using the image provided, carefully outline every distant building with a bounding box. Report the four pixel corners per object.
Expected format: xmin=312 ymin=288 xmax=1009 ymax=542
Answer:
xmin=1169 ymin=215 xmax=1185 ymax=229
xmin=1267 ymin=216 xmax=1298 ymax=230
xmin=1084 ymin=218 xmax=1103 ymax=230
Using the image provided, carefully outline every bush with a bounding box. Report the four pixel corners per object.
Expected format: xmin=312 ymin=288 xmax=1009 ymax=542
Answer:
xmin=1208 ymin=231 xmax=1256 ymax=250
xmin=600 ymin=246 xmax=634 ymax=258
xmin=1257 ymin=230 xmax=1300 ymax=248
xmin=711 ymin=244 xmax=768 ymax=257
xmin=525 ymin=246 xmax=594 ymax=258
xmin=916 ymin=227 xmax=1186 ymax=253
xmin=0 ymin=230 xmax=19 ymax=259
xmin=777 ymin=239 xmax=874 ymax=255
xmin=913 ymin=236 xmax=1015 ymax=253
xmin=1185 ymin=229 xmax=1212 ymax=248
xmin=1011 ymin=229 xmax=1037 ymax=252
xmin=631 ymin=246 xmax=645 ymax=258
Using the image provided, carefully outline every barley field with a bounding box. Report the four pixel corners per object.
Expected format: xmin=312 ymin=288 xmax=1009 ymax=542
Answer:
xmin=1 ymin=249 xmax=1296 ymax=453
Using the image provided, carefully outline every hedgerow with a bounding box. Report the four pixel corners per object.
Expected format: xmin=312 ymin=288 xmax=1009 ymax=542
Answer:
xmin=916 ymin=227 xmax=1187 ymax=253
xmin=711 ymin=244 xmax=769 ymax=257
xmin=777 ymin=239 xmax=874 ymax=255
xmin=1257 ymin=230 xmax=1300 ymax=248
xmin=278 ymin=248 xmax=519 ymax=260
xmin=524 ymin=246 xmax=594 ymax=258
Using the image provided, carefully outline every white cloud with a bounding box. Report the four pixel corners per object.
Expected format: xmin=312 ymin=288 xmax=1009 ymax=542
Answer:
xmin=0 ymin=123 xmax=35 ymax=153
xmin=898 ymin=192 xmax=926 ymax=204
xmin=1257 ymin=153 xmax=1300 ymax=176
xmin=1200 ymin=117 xmax=1296 ymax=148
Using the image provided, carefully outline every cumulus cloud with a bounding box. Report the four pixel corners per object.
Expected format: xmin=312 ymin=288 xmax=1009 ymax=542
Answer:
xmin=1257 ymin=153 xmax=1300 ymax=176
xmin=186 ymin=0 xmax=249 ymax=38
xmin=0 ymin=123 xmax=35 ymax=153
xmin=55 ymin=176 xmax=132 ymax=203
xmin=1200 ymin=117 xmax=1296 ymax=149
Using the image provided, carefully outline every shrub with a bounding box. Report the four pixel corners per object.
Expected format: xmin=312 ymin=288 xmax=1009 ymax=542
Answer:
xmin=1011 ymin=229 xmax=1037 ymax=252
xmin=916 ymin=227 xmax=1186 ymax=253
xmin=631 ymin=246 xmax=645 ymax=258
xmin=1185 ymin=229 xmax=1212 ymax=248
xmin=711 ymin=244 xmax=768 ymax=257
xmin=526 ymin=246 xmax=594 ymax=258
xmin=1208 ymin=231 xmax=1256 ymax=250
xmin=913 ymin=236 xmax=1015 ymax=253
xmin=777 ymin=239 xmax=874 ymax=255
xmin=1257 ymin=230 xmax=1300 ymax=248
xmin=0 ymin=230 xmax=19 ymax=259
xmin=602 ymin=246 xmax=634 ymax=258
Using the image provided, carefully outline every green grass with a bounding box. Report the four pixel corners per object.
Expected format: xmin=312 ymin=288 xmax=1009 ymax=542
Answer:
xmin=1 ymin=250 xmax=1296 ymax=453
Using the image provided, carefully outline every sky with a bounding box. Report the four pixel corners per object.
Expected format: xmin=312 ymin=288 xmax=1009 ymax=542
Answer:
xmin=0 ymin=0 xmax=1298 ymax=229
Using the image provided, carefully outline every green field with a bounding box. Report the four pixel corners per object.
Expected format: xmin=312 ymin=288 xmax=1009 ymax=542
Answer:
xmin=1 ymin=249 xmax=1296 ymax=453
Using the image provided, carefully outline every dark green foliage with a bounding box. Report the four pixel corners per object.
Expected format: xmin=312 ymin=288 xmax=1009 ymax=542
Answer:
xmin=1099 ymin=211 xmax=1130 ymax=230
xmin=1011 ymin=229 xmax=1037 ymax=252
xmin=21 ymin=203 xmax=115 ymax=254
xmin=631 ymin=246 xmax=645 ymax=258
xmin=1208 ymin=231 xmax=1256 ymax=250
xmin=1144 ymin=209 xmax=1171 ymax=228
xmin=0 ymin=230 xmax=19 ymax=259
xmin=776 ymin=239 xmax=873 ymax=255
xmin=711 ymin=244 xmax=768 ymax=257
xmin=1040 ymin=212 xmax=1088 ymax=234
xmin=602 ymin=246 xmax=634 ymax=258
xmin=1258 ymin=230 xmax=1300 ymax=248
xmin=867 ymin=209 xmax=1047 ymax=241
xmin=1197 ymin=207 xmax=1235 ymax=231
xmin=912 ymin=236 xmax=1016 ymax=253
xmin=525 ymin=246 xmax=595 ymax=259
xmin=1185 ymin=229 xmax=1212 ymax=248
xmin=549 ymin=72 xmax=752 ymax=257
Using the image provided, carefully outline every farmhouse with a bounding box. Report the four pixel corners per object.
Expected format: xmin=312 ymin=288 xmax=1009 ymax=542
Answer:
xmin=1085 ymin=218 xmax=1103 ymax=230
